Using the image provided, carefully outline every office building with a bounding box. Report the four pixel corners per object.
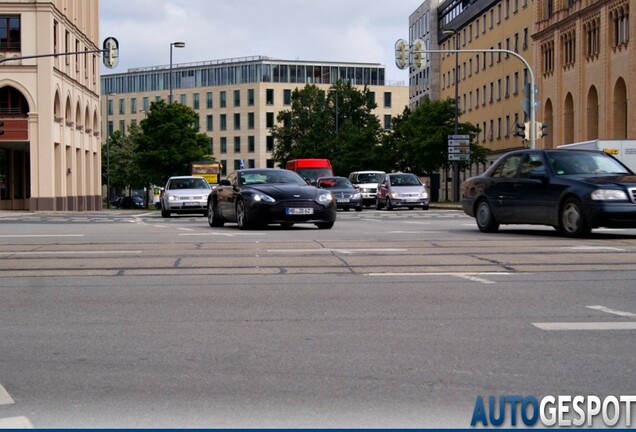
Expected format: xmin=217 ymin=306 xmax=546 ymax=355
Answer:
xmin=101 ymin=56 xmax=408 ymax=177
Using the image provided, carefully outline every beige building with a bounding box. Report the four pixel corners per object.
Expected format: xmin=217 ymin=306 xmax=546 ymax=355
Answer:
xmin=0 ymin=0 xmax=101 ymax=211
xmin=101 ymin=57 xmax=408 ymax=179
xmin=534 ymin=0 xmax=634 ymax=149
xmin=438 ymin=0 xmax=536 ymax=157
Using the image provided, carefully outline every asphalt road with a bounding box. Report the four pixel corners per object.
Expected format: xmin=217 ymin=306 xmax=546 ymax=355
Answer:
xmin=1 ymin=209 xmax=636 ymax=427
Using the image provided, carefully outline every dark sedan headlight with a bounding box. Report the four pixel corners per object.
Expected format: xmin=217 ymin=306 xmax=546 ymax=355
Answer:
xmin=253 ymin=192 xmax=276 ymax=203
xmin=590 ymin=189 xmax=628 ymax=201
xmin=317 ymin=192 xmax=333 ymax=205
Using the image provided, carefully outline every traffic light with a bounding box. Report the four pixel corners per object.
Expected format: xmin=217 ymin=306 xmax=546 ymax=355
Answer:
xmin=394 ymin=39 xmax=409 ymax=70
xmin=0 ymin=121 xmax=4 ymax=136
xmin=102 ymin=37 xmax=119 ymax=69
xmin=514 ymin=122 xmax=530 ymax=140
xmin=413 ymin=39 xmax=424 ymax=68
xmin=536 ymin=122 xmax=548 ymax=138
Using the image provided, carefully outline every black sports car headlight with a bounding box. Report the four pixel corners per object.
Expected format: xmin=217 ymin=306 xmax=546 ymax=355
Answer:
xmin=317 ymin=192 xmax=333 ymax=205
xmin=253 ymin=192 xmax=276 ymax=203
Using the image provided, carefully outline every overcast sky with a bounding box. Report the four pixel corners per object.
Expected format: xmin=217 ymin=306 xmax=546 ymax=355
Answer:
xmin=99 ymin=0 xmax=416 ymax=83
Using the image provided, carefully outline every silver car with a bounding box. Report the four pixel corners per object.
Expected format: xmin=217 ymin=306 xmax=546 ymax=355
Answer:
xmin=375 ymin=173 xmax=430 ymax=210
xmin=160 ymin=176 xmax=211 ymax=217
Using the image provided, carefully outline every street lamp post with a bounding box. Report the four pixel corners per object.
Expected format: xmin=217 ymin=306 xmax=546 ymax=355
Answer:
xmin=443 ymin=29 xmax=461 ymax=203
xmin=105 ymin=92 xmax=115 ymax=208
xmin=169 ymin=41 xmax=185 ymax=104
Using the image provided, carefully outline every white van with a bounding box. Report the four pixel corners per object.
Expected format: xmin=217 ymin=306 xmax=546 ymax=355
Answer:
xmin=348 ymin=171 xmax=385 ymax=206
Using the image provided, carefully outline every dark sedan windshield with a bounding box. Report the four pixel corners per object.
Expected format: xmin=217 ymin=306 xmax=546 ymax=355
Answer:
xmin=239 ymin=170 xmax=307 ymax=186
xmin=317 ymin=177 xmax=353 ymax=189
xmin=549 ymin=151 xmax=631 ymax=175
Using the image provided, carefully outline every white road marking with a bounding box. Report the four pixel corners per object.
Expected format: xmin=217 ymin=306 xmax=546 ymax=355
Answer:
xmin=0 ymin=384 xmax=14 ymax=405
xmin=387 ymin=231 xmax=423 ymax=234
xmin=177 ymin=227 xmax=195 ymax=232
xmin=268 ymin=248 xmax=407 ymax=255
xmin=360 ymin=218 xmax=383 ymax=222
xmin=587 ymin=305 xmax=636 ymax=318
xmin=402 ymin=221 xmax=431 ymax=225
xmin=368 ymin=271 xmax=515 ymax=284
xmin=565 ymin=245 xmax=625 ymax=251
xmin=0 ymin=234 xmax=84 ymax=238
xmin=533 ymin=322 xmax=636 ymax=331
xmin=179 ymin=232 xmax=265 ymax=237
xmin=0 ymin=416 xmax=33 ymax=428
xmin=0 ymin=250 xmax=142 ymax=256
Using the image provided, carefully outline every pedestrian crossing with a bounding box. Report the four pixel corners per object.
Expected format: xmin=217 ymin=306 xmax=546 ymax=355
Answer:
xmin=0 ymin=383 xmax=32 ymax=428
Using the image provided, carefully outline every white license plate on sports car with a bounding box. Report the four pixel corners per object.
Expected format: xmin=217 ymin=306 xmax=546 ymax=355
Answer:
xmin=286 ymin=207 xmax=313 ymax=215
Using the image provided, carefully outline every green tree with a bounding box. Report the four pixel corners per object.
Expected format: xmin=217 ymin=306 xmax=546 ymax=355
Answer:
xmin=271 ymin=81 xmax=384 ymax=176
xmin=101 ymin=124 xmax=145 ymax=196
xmin=390 ymin=97 xmax=485 ymax=175
xmin=135 ymin=100 xmax=211 ymax=186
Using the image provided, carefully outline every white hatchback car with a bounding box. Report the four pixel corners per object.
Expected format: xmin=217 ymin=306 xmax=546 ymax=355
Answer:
xmin=160 ymin=176 xmax=211 ymax=217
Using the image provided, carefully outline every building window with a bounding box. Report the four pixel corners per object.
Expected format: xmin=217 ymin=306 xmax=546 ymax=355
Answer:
xmin=193 ymin=93 xmax=200 ymax=110
xmin=206 ymin=92 xmax=213 ymax=109
xmin=383 ymin=115 xmax=392 ymax=130
xmin=220 ymin=91 xmax=226 ymax=108
xmin=180 ymin=94 xmax=186 ymax=105
xmin=119 ymin=98 xmax=125 ymax=115
xmin=248 ymin=159 xmax=255 ymax=168
xmin=248 ymin=112 xmax=255 ymax=129
xmin=248 ymin=136 xmax=255 ymax=152
xmin=266 ymin=89 xmax=274 ymax=105
xmin=562 ymin=30 xmax=576 ymax=69
xmin=384 ymin=92 xmax=392 ymax=108
xmin=220 ymin=160 xmax=227 ymax=175
xmin=234 ymin=90 xmax=240 ymax=107
xmin=266 ymin=136 xmax=274 ymax=152
xmin=220 ymin=137 xmax=227 ymax=153
xmin=130 ymin=98 xmax=137 ymax=114
xmin=585 ymin=17 xmax=600 ymax=59
xmin=0 ymin=16 xmax=20 ymax=51
xmin=119 ymin=120 xmax=126 ymax=134
xmin=248 ymin=89 xmax=255 ymax=106
xmin=234 ymin=113 xmax=241 ymax=130
xmin=220 ymin=114 xmax=227 ymax=131
xmin=234 ymin=137 xmax=241 ymax=153
xmin=610 ymin=6 xmax=629 ymax=49
xmin=143 ymin=97 xmax=149 ymax=111
xmin=234 ymin=160 xmax=242 ymax=170
xmin=107 ymin=99 xmax=113 ymax=116
xmin=194 ymin=115 xmax=200 ymax=131
xmin=206 ymin=115 xmax=213 ymax=131
xmin=283 ymin=89 xmax=292 ymax=105
xmin=541 ymin=40 xmax=555 ymax=76
xmin=266 ymin=112 xmax=274 ymax=128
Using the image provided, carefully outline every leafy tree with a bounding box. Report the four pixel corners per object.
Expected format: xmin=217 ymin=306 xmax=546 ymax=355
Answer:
xmin=101 ymin=124 xmax=145 ymax=196
xmin=271 ymin=81 xmax=384 ymax=176
xmin=389 ymin=97 xmax=485 ymax=175
xmin=135 ymin=100 xmax=211 ymax=186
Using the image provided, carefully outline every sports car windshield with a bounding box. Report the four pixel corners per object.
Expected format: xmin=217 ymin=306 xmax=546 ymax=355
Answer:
xmin=239 ymin=170 xmax=307 ymax=186
xmin=548 ymin=151 xmax=631 ymax=176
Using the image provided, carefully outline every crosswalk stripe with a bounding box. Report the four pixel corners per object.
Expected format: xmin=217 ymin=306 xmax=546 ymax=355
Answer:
xmin=0 ymin=384 xmax=14 ymax=405
xmin=0 ymin=416 xmax=33 ymax=428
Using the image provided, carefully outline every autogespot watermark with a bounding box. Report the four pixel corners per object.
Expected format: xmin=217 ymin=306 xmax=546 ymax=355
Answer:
xmin=471 ymin=395 xmax=636 ymax=427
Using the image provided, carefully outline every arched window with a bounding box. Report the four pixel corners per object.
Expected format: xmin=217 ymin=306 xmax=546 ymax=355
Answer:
xmin=0 ymin=85 xmax=29 ymax=115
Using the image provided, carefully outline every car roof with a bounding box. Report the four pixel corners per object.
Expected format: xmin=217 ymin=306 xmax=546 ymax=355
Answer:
xmin=352 ymin=170 xmax=385 ymax=174
xmin=168 ymin=176 xmax=208 ymax=180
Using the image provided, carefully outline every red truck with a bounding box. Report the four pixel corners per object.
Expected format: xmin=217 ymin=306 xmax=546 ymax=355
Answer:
xmin=285 ymin=159 xmax=333 ymax=185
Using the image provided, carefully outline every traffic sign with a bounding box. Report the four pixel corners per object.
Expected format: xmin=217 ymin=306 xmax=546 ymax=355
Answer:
xmin=448 ymin=146 xmax=470 ymax=154
xmin=448 ymin=139 xmax=469 ymax=147
xmin=449 ymin=134 xmax=470 ymax=140
xmin=448 ymin=153 xmax=470 ymax=161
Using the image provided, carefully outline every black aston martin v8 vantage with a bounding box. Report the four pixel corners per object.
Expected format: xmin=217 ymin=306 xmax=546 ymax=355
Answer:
xmin=207 ymin=168 xmax=337 ymax=229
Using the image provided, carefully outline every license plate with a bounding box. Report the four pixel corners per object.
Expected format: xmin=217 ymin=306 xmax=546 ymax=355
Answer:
xmin=337 ymin=198 xmax=350 ymax=203
xmin=286 ymin=207 xmax=313 ymax=215
xmin=183 ymin=202 xmax=199 ymax=207
xmin=405 ymin=198 xmax=418 ymax=202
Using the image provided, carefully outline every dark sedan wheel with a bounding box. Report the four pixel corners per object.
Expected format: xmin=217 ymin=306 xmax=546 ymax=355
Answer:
xmin=559 ymin=198 xmax=591 ymax=237
xmin=207 ymin=200 xmax=224 ymax=227
xmin=475 ymin=200 xmax=499 ymax=233
xmin=316 ymin=222 xmax=334 ymax=229
xmin=236 ymin=199 xmax=251 ymax=230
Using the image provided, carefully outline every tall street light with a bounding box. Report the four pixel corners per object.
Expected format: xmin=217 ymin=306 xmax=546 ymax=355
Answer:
xmin=105 ymin=92 xmax=115 ymax=209
xmin=443 ymin=29 xmax=460 ymax=202
xmin=169 ymin=41 xmax=185 ymax=104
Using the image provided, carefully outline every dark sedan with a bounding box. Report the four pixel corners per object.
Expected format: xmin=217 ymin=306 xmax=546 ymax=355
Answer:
xmin=207 ymin=168 xmax=337 ymax=229
xmin=316 ymin=176 xmax=363 ymax=211
xmin=461 ymin=149 xmax=636 ymax=237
